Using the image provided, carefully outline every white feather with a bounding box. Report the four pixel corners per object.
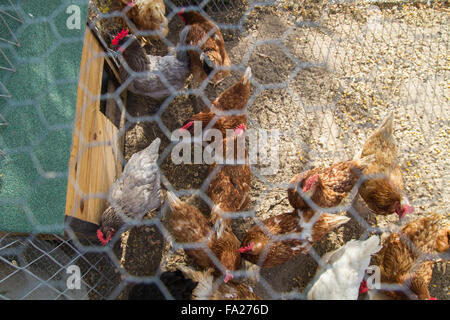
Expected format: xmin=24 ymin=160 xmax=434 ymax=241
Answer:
xmin=307 ymin=235 xmax=382 ymax=300
xmin=298 ymin=210 xmax=322 ymax=242
xmin=191 ymin=270 xmax=215 ymax=300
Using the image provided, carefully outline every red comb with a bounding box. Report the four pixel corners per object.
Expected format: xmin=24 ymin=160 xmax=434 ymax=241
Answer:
xmin=97 ymin=229 xmax=108 ymax=246
xmin=234 ymin=124 xmax=246 ymax=135
xmin=359 ymin=280 xmax=368 ymax=294
xmin=177 ymin=8 xmax=185 ymax=16
xmin=302 ymin=174 xmax=319 ymax=192
xmin=112 ymin=29 xmax=129 ymax=47
xmin=429 ymin=297 xmax=438 ymax=300
xmin=177 ymin=8 xmax=186 ymax=22
xmin=238 ymin=242 xmax=254 ymax=253
xmin=180 ymin=121 xmax=194 ymax=131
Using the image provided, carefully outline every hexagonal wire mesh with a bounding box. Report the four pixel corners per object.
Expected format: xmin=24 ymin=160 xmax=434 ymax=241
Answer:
xmin=0 ymin=0 xmax=449 ymax=300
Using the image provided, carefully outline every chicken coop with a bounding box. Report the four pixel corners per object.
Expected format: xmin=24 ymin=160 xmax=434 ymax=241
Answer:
xmin=0 ymin=0 xmax=449 ymax=300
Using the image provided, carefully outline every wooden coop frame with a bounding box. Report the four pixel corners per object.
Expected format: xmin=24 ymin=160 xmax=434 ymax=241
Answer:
xmin=64 ymin=26 xmax=126 ymax=236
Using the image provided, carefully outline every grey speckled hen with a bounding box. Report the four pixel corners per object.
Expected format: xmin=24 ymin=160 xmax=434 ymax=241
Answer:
xmin=97 ymin=138 xmax=162 ymax=245
xmin=117 ymin=27 xmax=191 ymax=100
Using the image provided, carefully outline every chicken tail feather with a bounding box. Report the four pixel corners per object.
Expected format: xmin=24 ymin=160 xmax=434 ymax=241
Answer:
xmin=355 ymin=153 xmax=376 ymax=169
xmin=374 ymin=110 xmax=394 ymax=142
xmin=321 ymin=214 xmax=351 ymax=230
xmin=167 ymin=191 xmax=182 ymax=210
xmin=354 ymin=111 xmax=395 ymax=160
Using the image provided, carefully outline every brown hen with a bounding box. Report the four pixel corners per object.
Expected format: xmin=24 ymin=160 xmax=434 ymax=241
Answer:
xmin=206 ymin=125 xmax=250 ymax=231
xmin=179 ymin=267 xmax=260 ymax=300
xmin=177 ymin=9 xmax=231 ymax=85
xmin=371 ymin=214 xmax=445 ymax=300
xmin=167 ymin=191 xmax=241 ymax=283
xmin=287 ymin=156 xmax=374 ymax=210
xmin=181 ymin=67 xmax=251 ymax=137
xmin=356 ymin=111 xmax=413 ymax=218
xmin=238 ymin=210 xmax=350 ymax=268
xmin=120 ymin=0 xmax=168 ymax=39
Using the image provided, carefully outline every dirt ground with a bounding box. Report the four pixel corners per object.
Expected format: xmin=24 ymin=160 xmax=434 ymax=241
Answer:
xmin=89 ymin=0 xmax=449 ymax=299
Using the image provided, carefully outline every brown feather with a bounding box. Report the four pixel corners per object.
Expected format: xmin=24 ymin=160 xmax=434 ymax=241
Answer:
xmin=372 ymin=214 xmax=442 ymax=299
xmin=357 ymin=112 xmax=409 ymax=215
xmin=436 ymin=225 xmax=449 ymax=253
xmin=185 ymin=73 xmax=250 ymax=135
xmin=167 ymin=193 xmax=241 ymax=273
xmin=207 ymin=135 xmax=250 ymax=229
xmin=288 ymin=159 xmax=368 ymax=210
xmin=180 ymin=11 xmax=231 ymax=84
xmin=186 ymin=111 xmax=247 ymax=138
xmin=241 ymin=210 xmax=350 ymax=268
xmin=185 ymin=268 xmax=260 ymax=300
xmin=120 ymin=0 xmax=168 ymax=38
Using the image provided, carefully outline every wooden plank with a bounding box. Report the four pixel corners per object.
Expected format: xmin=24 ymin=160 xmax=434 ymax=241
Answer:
xmin=104 ymin=55 xmax=121 ymax=84
xmin=105 ymin=80 xmax=127 ymax=175
xmin=65 ymin=27 xmax=124 ymax=234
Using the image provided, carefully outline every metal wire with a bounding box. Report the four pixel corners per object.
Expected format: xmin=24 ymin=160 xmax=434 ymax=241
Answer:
xmin=0 ymin=0 xmax=448 ymax=300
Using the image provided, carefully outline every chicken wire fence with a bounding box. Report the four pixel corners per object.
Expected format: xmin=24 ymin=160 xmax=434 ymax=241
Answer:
xmin=0 ymin=0 xmax=449 ymax=300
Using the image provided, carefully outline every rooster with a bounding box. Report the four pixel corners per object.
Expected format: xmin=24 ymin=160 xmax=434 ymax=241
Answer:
xmin=369 ymin=214 xmax=445 ymax=300
xmin=111 ymin=28 xmax=190 ymax=99
xmin=287 ymin=156 xmax=374 ymax=211
xmin=355 ymin=111 xmax=414 ymax=219
xmin=167 ymin=191 xmax=241 ymax=283
xmin=238 ymin=210 xmax=350 ymax=268
xmin=181 ymin=67 xmax=251 ymax=136
xmin=307 ymin=235 xmax=382 ymax=300
xmin=206 ymin=124 xmax=250 ymax=232
xmin=120 ymin=0 xmax=168 ymax=39
xmin=97 ymin=138 xmax=161 ymax=245
xmin=177 ymin=9 xmax=231 ymax=85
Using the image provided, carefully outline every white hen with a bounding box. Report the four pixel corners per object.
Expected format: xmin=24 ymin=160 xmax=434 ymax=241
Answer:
xmin=307 ymin=235 xmax=382 ymax=300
